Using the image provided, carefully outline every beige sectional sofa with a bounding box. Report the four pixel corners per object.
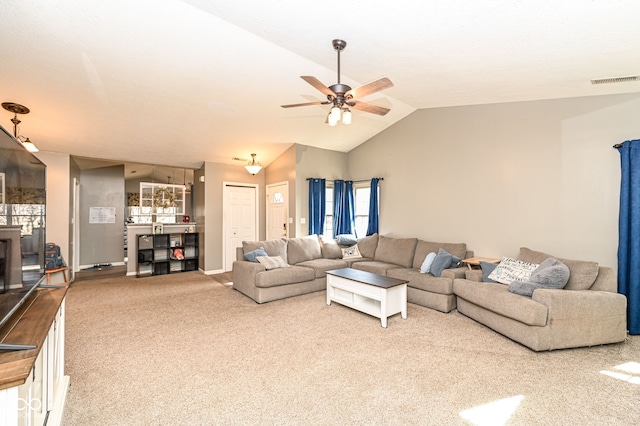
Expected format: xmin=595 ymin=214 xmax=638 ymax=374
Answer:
xmin=453 ymin=247 xmax=628 ymax=351
xmin=232 ymin=233 xmax=472 ymax=312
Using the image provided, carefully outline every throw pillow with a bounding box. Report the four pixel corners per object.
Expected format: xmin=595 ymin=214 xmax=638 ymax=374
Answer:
xmin=244 ymin=247 xmax=268 ymax=263
xmin=319 ymin=236 xmax=343 ymax=259
xmin=480 ymin=261 xmax=499 ymax=283
xmin=488 ymin=257 xmax=539 ymax=285
xmin=430 ymin=248 xmax=453 ymax=277
xmin=341 ymin=245 xmax=362 ymax=259
xmin=336 ymin=234 xmax=358 ymax=246
xmin=508 ymin=257 xmax=570 ymax=297
xmin=420 ymin=252 xmax=437 ymax=274
xmin=450 ymin=254 xmax=462 ymax=268
xmin=256 ymin=256 xmax=290 ymax=270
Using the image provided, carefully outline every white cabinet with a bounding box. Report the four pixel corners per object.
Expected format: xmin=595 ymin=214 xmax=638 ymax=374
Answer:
xmin=0 ymin=298 xmax=69 ymax=426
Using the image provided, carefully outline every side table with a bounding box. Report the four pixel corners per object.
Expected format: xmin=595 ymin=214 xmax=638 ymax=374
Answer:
xmin=461 ymin=257 xmax=501 ymax=270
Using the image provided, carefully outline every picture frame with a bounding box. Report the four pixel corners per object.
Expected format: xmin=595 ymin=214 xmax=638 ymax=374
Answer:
xmin=153 ymin=222 xmax=164 ymax=234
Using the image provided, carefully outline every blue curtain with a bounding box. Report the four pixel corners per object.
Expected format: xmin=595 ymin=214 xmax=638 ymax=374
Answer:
xmin=333 ymin=180 xmax=355 ymax=237
xmin=366 ymin=178 xmax=380 ymax=236
xmin=308 ymin=178 xmax=326 ymax=235
xmin=618 ymin=139 xmax=640 ymax=335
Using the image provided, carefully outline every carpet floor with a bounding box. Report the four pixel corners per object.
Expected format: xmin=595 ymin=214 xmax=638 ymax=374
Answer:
xmin=61 ymin=272 xmax=639 ymax=425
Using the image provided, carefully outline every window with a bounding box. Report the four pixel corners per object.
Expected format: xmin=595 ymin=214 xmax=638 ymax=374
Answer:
xmin=321 ymin=181 xmax=378 ymax=240
xmin=354 ymin=184 xmax=372 ymax=238
xmin=323 ymin=185 xmax=334 ymax=241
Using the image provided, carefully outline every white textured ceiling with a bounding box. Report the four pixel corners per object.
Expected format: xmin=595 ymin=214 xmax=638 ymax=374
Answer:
xmin=1 ymin=0 xmax=639 ymax=169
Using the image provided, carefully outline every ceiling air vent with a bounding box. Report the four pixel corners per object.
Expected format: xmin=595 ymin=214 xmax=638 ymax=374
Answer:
xmin=232 ymin=156 xmax=247 ymax=161
xmin=591 ymin=75 xmax=640 ymax=85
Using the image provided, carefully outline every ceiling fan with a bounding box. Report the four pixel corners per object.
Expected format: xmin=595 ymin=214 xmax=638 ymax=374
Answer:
xmin=281 ymin=39 xmax=394 ymax=125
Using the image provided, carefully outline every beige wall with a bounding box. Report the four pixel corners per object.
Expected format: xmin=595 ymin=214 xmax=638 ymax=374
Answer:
xmin=348 ymin=93 xmax=640 ymax=268
xmin=294 ymin=144 xmax=348 ymax=237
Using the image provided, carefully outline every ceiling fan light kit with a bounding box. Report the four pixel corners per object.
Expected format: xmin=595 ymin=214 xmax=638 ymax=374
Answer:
xmin=281 ymin=39 xmax=393 ymax=126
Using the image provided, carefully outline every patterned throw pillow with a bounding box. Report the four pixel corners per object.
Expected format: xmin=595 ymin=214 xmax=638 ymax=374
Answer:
xmin=341 ymin=245 xmax=362 ymax=259
xmin=488 ymin=257 xmax=539 ymax=285
xmin=256 ymin=256 xmax=290 ymax=270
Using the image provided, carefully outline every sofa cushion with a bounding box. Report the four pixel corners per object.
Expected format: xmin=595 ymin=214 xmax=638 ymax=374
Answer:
xmin=453 ymin=280 xmax=548 ymax=326
xmin=374 ymin=236 xmax=418 ymax=268
xmin=287 ymin=235 xmax=322 ymax=265
xmin=388 ymin=269 xmax=453 ymax=295
xmin=244 ymin=247 xmax=267 ymax=262
xmin=319 ymin=236 xmax=343 ymax=259
xmin=296 ymin=258 xmax=348 ymax=278
xmin=509 ymin=258 xmax=570 ymax=297
xmin=352 ymin=261 xmax=402 ymax=276
xmin=488 ymin=257 xmax=539 ymax=285
xmin=254 ymin=265 xmax=316 ymax=288
xmin=518 ymin=247 xmax=599 ymax=290
xmin=243 ymin=239 xmax=288 ymax=263
xmin=256 ymin=256 xmax=289 ymax=270
xmin=413 ymin=240 xmax=467 ymax=269
xmin=357 ymin=233 xmax=379 ymax=259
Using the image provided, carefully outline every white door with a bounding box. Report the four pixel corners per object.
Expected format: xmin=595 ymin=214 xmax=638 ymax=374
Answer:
xmin=224 ymin=184 xmax=257 ymax=271
xmin=266 ymin=182 xmax=289 ymax=240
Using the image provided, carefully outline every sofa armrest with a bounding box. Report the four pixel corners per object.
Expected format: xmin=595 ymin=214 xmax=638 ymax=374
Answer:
xmin=464 ymin=269 xmax=483 ymax=282
xmin=533 ymin=289 xmax=627 ymax=319
xmin=441 ymin=266 xmax=468 ymax=280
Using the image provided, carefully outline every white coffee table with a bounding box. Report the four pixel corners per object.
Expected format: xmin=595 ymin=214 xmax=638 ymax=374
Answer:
xmin=326 ymin=268 xmax=408 ymax=328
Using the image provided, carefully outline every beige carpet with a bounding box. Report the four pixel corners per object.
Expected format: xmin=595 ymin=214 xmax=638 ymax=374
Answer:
xmin=61 ymin=272 xmax=640 ymax=425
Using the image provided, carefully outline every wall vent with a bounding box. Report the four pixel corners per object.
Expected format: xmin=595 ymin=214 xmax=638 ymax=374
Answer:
xmin=232 ymin=156 xmax=247 ymax=161
xmin=591 ymin=75 xmax=640 ymax=85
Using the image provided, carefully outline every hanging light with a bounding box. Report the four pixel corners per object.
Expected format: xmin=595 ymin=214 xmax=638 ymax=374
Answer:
xmin=2 ymin=102 xmax=39 ymax=152
xmin=245 ymin=153 xmax=262 ymax=175
xmin=19 ymin=137 xmax=39 ymax=152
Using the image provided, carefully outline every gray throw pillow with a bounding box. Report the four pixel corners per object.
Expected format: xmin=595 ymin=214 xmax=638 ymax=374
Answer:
xmin=430 ymin=248 xmax=453 ymax=277
xmin=480 ymin=261 xmax=499 ymax=283
xmin=244 ymin=247 xmax=268 ymax=262
xmin=509 ymin=257 xmax=570 ymax=297
xmin=336 ymin=234 xmax=357 ymax=246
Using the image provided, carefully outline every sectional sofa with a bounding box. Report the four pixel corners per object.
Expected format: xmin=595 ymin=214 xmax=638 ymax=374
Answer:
xmin=232 ymin=236 xmax=628 ymax=351
xmin=232 ymin=233 xmax=471 ymax=312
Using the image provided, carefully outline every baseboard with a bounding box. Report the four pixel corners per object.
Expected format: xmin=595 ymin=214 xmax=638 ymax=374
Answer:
xmin=203 ymin=268 xmax=225 ymax=275
xmin=79 ymin=261 xmax=126 ymax=270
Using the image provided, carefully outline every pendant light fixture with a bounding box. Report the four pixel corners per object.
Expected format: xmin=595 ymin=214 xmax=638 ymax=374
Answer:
xmin=2 ymin=102 xmax=39 ymax=152
xmin=245 ymin=153 xmax=262 ymax=175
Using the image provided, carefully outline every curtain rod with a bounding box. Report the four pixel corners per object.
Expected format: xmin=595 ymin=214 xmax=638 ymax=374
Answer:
xmin=306 ymin=177 xmax=384 ymax=183
xmin=613 ymin=143 xmax=623 ymax=149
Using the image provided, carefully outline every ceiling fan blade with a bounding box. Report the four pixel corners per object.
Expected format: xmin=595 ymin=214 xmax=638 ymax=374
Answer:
xmin=346 ymin=77 xmax=394 ymax=99
xmin=350 ymin=101 xmax=391 ymax=116
xmin=281 ymin=101 xmax=330 ymax=108
xmin=301 ymin=76 xmax=336 ymax=97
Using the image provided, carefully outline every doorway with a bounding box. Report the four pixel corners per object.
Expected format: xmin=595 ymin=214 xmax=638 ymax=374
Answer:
xmin=223 ymin=183 xmax=258 ymax=272
xmin=266 ymin=182 xmax=289 ymax=240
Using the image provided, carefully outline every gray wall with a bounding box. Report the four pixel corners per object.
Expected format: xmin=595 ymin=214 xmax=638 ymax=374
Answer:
xmin=79 ymin=165 xmax=125 ymax=266
xmin=265 ymin=145 xmax=297 ymax=236
xmin=347 ymin=93 xmax=640 ymax=268
xmin=294 ymin=144 xmax=348 ymax=237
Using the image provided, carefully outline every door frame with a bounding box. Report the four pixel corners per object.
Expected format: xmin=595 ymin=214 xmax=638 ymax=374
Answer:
xmin=222 ymin=182 xmax=259 ymax=272
xmin=266 ymin=181 xmax=289 ymax=240
xmin=71 ymin=177 xmax=80 ymax=281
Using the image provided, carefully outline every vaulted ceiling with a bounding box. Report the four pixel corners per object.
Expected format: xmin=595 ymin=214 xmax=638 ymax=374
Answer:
xmin=1 ymin=1 xmax=639 ymax=170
